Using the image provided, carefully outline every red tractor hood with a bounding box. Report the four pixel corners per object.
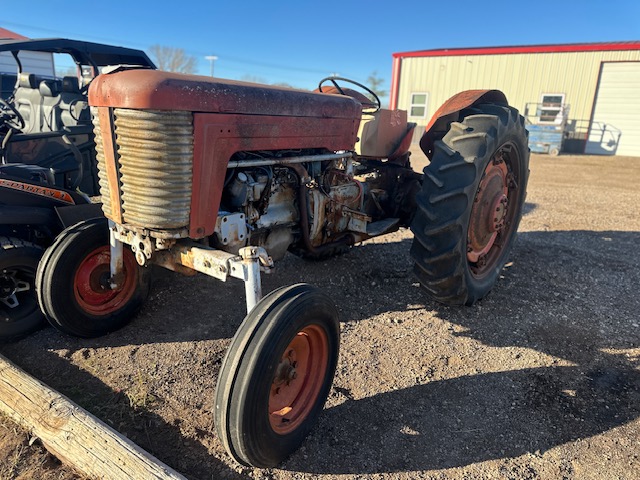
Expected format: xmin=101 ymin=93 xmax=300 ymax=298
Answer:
xmin=89 ymin=69 xmax=362 ymax=119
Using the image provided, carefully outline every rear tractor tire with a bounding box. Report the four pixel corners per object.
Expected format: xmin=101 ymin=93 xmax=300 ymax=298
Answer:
xmin=36 ymin=218 xmax=151 ymax=338
xmin=410 ymin=103 xmax=530 ymax=305
xmin=215 ymin=283 xmax=340 ymax=468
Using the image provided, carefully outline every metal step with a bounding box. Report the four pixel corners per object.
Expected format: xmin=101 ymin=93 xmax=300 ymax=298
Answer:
xmin=366 ymin=217 xmax=400 ymax=237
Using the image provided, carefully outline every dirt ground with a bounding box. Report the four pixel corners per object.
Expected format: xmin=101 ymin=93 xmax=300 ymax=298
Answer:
xmin=1 ymin=149 xmax=639 ymax=480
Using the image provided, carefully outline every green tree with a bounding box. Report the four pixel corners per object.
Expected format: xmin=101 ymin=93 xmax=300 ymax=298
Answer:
xmin=149 ymin=45 xmax=197 ymax=74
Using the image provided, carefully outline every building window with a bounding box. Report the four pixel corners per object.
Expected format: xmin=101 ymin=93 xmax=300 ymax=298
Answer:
xmin=539 ymin=93 xmax=566 ymax=123
xmin=410 ymin=92 xmax=428 ymax=118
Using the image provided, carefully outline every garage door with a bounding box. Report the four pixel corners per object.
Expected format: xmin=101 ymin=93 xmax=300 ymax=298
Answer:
xmin=586 ymin=62 xmax=640 ymax=156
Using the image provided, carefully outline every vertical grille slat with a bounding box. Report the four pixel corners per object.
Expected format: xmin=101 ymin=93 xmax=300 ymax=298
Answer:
xmin=91 ymin=106 xmax=112 ymax=217
xmin=93 ymin=108 xmax=194 ymax=230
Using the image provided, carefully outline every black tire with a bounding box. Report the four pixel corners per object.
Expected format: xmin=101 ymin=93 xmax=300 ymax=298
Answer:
xmin=36 ymin=218 xmax=151 ymax=338
xmin=410 ymin=103 xmax=530 ymax=305
xmin=215 ymin=283 xmax=340 ymax=468
xmin=0 ymin=237 xmax=45 ymax=341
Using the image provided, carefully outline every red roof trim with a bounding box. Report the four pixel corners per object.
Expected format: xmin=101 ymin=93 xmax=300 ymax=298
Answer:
xmin=0 ymin=27 xmax=28 ymax=40
xmin=393 ymin=42 xmax=640 ymax=58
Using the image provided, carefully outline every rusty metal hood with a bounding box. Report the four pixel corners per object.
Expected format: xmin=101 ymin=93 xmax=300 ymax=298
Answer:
xmin=89 ymin=69 xmax=362 ymax=119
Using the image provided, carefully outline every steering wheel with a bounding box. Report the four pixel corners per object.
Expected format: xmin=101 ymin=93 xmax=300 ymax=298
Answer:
xmin=318 ymin=76 xmax=381 ymax=111
xmin=0 ymin=97 xmax=25 ymax=131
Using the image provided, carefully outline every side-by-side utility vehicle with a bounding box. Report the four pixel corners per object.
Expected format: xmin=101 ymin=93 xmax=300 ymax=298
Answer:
xmin=0 ymin=38 xmax=155 ymax=340
xmin=37 ymin=69 xmax=529 ymax=467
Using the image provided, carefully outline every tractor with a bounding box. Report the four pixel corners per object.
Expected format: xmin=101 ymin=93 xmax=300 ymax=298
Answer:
xmin=36 ymin=69 xmax=529 ymax=467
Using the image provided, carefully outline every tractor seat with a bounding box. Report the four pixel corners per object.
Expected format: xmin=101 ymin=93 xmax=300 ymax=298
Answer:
xmin=357 ymin=109 xmax=413 ymax=158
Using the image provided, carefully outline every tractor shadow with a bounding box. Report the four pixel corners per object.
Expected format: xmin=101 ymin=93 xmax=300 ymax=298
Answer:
xmin=522 ymin=201 xmax=537 ymax=215
xmin=1 ymin=227 xmax=638 ymax=476
xmin=280 ymin=228 xmax=640 ymax=473
xmin=293 ymin=364 xmax=639 ymax=474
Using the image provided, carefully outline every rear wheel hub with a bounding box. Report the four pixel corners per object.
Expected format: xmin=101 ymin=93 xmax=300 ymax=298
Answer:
xmin=467 ymin=143 xmax=521 ymax=277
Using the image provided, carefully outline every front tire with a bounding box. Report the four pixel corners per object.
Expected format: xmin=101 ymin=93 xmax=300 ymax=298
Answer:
xmin=410 ymin=103 xmax=529 ymax=305
xmin=0 ymin=237 xmax=44 ymax=341
xmin=214 ymin=284 xmax=340 ymax=468
xmin=36 ymin=218 xmax=150 ymax=337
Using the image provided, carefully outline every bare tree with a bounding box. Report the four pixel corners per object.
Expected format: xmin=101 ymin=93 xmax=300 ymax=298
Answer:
xmin=271 ymin=82 xmax=296 ymax=89
xmin=241 ymin=75 xmax=296 ymax=89
xmin=56 ymin=66 xmax=78 ymax=78
xmin=366 ymin=71 xmax=386 ymax=99
xmin=241 ymin=74 xmax=268 ymax=84
xmin=149 ymin=45 xmax=197 ymax=74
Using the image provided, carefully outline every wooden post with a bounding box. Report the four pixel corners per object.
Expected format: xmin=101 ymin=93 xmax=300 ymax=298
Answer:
xmin=0 ymin=354 xmax=186 ymax=480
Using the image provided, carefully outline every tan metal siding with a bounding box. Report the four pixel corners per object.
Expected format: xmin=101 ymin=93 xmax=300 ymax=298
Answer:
xmin=586 ymin=62 xmax=640 ymax=156
xmin=0 ymin=51 xmax=54 ymax=77
xmin=397 ymin=50 xmax=640 ymax=129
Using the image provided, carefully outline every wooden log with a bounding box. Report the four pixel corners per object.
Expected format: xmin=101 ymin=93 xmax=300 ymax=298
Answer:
xmin=0 ymin=353 xmax=186 ymax=480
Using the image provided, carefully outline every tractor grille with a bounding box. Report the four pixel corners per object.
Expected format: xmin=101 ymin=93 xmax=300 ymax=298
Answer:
xmin=91 ymin=106 xmax=112 ymax=216
xmin=93 ymin=108 xmax=194 ymax=230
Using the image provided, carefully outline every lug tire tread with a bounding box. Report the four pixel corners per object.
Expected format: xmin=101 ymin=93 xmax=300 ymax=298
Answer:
xmin=410 ymin=103 xmax=530 ymax=305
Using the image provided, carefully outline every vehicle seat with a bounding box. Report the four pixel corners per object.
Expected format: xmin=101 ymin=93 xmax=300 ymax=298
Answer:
xmin=13 ymin=73 xmax=41 ymax=133
xmin=59 ymin=76 xmax=90 ymax=128
xmin=39 ymin=79 xmax=62 ymax=133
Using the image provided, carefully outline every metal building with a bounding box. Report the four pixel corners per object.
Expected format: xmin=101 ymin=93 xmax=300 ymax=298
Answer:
xmin=390 ymin=42 xmax=640 ymax=156
xmin=1 ymin=27 xmax=55 ymax=98
xmin=1 ymin=28 xmax=54 ymax=76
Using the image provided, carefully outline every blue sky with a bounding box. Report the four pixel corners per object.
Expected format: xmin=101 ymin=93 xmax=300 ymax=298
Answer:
xmin=3 ymin=0 xmax=639 ymax=96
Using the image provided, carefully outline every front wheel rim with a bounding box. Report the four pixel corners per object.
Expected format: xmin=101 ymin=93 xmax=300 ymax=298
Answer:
xmin=268 ymin=324 xmax=329 ymax=435
xmin=1 ymin=266 xmax=37 ymax=320
xmin=73 ymin=246 xmax=138 ymax=315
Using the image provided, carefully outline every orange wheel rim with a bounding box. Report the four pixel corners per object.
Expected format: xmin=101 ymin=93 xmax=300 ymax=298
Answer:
xmin=268 ymin=324 xmax=329 ymax=434
xmin=73 ymin=246 xmax=138 ymax=315
xmin=467 ymin=142 xmax=521 ymax=278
